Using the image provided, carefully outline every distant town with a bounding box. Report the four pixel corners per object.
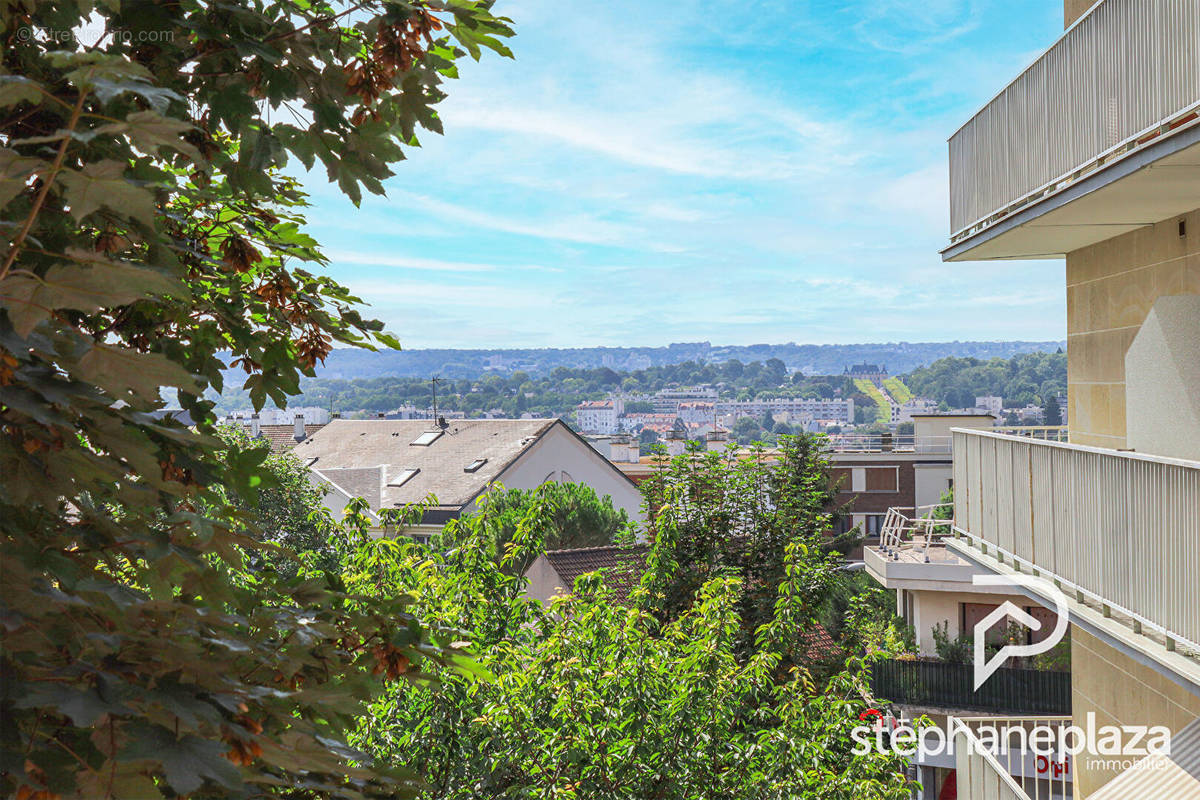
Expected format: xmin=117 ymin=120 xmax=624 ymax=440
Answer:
xmin=219 ymin=348 xmax=1067 ymax=456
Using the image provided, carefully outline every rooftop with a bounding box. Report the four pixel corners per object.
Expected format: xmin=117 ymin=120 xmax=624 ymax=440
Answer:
xmin=297 ymin=418 xmax=558 ymax=511
xmin=543 ymin=544 xmax=650 ymax=601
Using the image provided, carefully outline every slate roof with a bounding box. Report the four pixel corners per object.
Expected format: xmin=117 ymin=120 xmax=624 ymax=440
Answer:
xmin=295 ymin=418 xmax=559 ymax=512
xmin=544 ymin=544 xmax=649 ymax=600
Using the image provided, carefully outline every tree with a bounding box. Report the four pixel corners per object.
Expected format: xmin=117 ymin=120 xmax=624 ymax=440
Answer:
xmin=340 ymin=455 xmax=915 ymax=799
xmin=0 ymin=3 xmax=512 ymax=797
xmin=639 ymin=435 xmax=840 ymax=660
xmin=1044 ymin=394 xmax=1062 ymax=426
xmin=212 ymin=425 xmax=339 ymax=576
xmin=434 ymin=481 xmax=636 ymax=572
xmin=731 ymin=415 xmax=763 ymax=445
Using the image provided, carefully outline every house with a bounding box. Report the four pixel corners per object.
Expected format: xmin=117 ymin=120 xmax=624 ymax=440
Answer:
xmin=879 ymin=1 xmax=1200 ymax=796
xmin=523 ymin=543 xmax=649 ymax=603
xmin=295 ymin=418 xmax=644 ymax=542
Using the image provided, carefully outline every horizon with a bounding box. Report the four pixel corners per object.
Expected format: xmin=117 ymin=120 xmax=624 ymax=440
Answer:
xmin=301 ymin=0 xmax=1070 ymax=350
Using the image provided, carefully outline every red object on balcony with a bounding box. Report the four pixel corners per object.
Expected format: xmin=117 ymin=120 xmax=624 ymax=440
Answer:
xmin=938 ymin=770 xmax=957 ymax=800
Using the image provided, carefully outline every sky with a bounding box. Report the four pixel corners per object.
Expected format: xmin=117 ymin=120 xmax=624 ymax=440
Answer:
xmin=301 ymin=0 xmax=1069 ymax=349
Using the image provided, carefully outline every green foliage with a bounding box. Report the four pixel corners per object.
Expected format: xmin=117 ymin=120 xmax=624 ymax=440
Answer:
xmin=932 ymin=621 xmax=972 ymax=665
xmin=340 ymin=447 xmax=915 ymax=799
xmin=211 ymin=425 xmax=339 ymax=575
xmin=882 ymin=377 xmax=912 ymax=405
xmin=433 ymin=481 xmax=636 ymax=572
xmin=638 ymin=436 xmax=841 ymax=661
xmin=852 ymin=379 xmax=891 ymax=424
xmin=903 ymin=352 xmax=1066 ymax=409
xmin=0 ymin=2 xmax=511 ymax=797
xmin=1044 ymin=394 xmax=1063 ymax=426
xmin=834 ymin=577 xmax=916 ymax=658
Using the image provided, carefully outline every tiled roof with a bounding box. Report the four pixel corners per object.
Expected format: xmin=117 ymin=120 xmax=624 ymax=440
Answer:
xmin=296 ymin=418 xmax=558 ymax=511
xmin=799 ymin=624 xmax=841 ymax=663
xmin=258 ymin=424 xmax=326 ymax=452
xmin=543 ymin=544 xmax=649 ymax=600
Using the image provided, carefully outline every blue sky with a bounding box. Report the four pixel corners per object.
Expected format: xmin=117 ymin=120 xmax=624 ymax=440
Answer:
xmin=302 ymin=0 xmax=1068 ymax=349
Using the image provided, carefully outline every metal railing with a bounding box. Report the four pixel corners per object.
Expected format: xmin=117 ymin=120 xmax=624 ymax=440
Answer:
xmin=877 ymin=503 xmax=954 ymax=563
xmin=949 ymin=0 xmax=1200 ymax=240
xmin=954 ymin=717 xmax=1073 ymax=800
xmin=871 ymin=660 xmax=1071 ymax=715
xmin=823 ymin=434 xmax=952 ymax=454
xmin=953 ymin=428 xmax=1200 ymax=653
xmin=990 ymin=426 xmax=1068 ymax=442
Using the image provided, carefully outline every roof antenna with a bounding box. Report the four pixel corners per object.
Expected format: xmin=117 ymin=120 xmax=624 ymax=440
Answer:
xmin=430 ymin=375 xmax=442 ymax=426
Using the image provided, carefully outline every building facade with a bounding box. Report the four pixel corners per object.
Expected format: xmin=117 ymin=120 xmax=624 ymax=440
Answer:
xmin=917 ymin=1 xmax=1200 ymax=796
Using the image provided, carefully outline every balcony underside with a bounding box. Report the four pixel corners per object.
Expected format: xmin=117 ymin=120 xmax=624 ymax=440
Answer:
xmin=944 ymin=120 xmax=1200 ymax=262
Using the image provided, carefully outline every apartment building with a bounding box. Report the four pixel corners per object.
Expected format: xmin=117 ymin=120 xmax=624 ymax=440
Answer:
xmin=891 ymin=1 xmax=1200 ymax=796
xmin=715 ymin=397 xmax=855 ymax=425
xmin=575 ymin=399 xmax=621 ymax=434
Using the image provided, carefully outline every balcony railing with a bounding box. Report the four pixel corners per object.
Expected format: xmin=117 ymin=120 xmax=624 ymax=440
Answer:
xmin=823 ymin=434 xmax=951 ymax=454
xmin=953 ymin=717 xmax=1073 ymax=800
xmin=877 ymin=504 xmax=954 ymax=563
xmin=948 ymin=0 xmax=1200 ymax=241
xmin=952 ymin=428 xmax=1200 ymax=653
xmin=871 ymin=660 xmax=1071 ymax=715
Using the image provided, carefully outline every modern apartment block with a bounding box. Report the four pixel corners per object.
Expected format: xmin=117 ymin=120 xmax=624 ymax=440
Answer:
xmin=923 ymin=0 xmax=1200 ymax=796
xmin=715 ymin=397 xmax=855 ymax=425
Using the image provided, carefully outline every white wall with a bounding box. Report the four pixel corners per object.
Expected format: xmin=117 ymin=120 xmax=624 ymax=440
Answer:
xmin=1125 ymin=295 xmax=1200 ymax=462
xmin=908 ymin=589 xmax=1044 ymax=657
xmin=523 ymin=554 xmax=567 ymax=604
xmin=484 ymin=423 xmax=645 ymax=524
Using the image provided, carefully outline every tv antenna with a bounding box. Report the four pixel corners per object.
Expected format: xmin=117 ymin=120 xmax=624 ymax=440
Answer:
xmin=430 ymin=376 xmax=445 ymax=428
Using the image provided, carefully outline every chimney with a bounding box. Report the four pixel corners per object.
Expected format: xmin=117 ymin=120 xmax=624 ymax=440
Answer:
xmin=377 ymin=412 xmax=385 ymax=419
xmin=665 ymin=428 xmax=687 ymax=458
xmin=706 ymin=429 xmax=730 ymax=452
xmin=608 ymin=434 xmax=632 ymax=463
xmin=293 ymin=413 xmax=306 ymax=442
xmin=332 ymin=411 xmax=341 ymax=419
xmin=250 ymin=413 xmax=260 ymax=439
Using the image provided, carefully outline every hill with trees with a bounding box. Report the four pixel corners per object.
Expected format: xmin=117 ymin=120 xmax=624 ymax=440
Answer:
xmin=901 ymin=351 xmax=1067 ymax=408
xmin=281 ymin=339 xmax=1065 ymax=381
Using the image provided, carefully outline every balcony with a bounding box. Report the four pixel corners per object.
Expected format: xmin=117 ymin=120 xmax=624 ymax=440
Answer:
xmin=950 ymin=428 xmax=1200 ymax=669
xmin=953 ymin=717 xmax=1073 ymax=800
xmin=823 ymin=434 xmax=951 ymax=454
xmin=945 ymin=0 xmax=1200 ymax=261
xmin=871 ymin=659 xmax=1070 ymax=715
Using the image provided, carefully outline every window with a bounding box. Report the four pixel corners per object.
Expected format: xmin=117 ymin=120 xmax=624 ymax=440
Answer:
xmin=464 ymin=458 xmax=488 ymax=473
xmin=865 ymin=514 xmax=886 ymax=536
xmin=410 ymin=430 xmax=443 ymax=446
xmin=387 ymin=468 xmax=420 ymax=487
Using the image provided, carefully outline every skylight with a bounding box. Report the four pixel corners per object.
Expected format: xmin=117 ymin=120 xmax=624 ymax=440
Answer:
xmin=464 ymin=458 xmax=488 ymax=473
xmin=410 ymin=430 xmax=443 ymax=446
xmin=387 ymin=468 xmax=420 ymax=488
